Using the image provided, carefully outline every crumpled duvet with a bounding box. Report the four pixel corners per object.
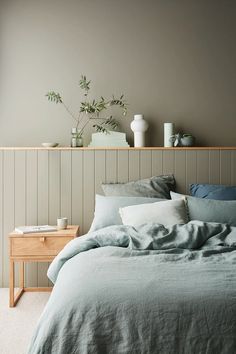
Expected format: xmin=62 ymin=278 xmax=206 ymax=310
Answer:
xmin=28 ymin=221 xmax=236 ymax=354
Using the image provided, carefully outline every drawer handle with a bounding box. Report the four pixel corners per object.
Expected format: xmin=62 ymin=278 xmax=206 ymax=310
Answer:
xmin=40 ymin=237 xmax=45 ymax=243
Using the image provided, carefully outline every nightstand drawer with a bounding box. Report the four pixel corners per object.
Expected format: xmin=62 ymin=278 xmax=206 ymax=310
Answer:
xmin=11 ymin=236 xmax=73 ymax=256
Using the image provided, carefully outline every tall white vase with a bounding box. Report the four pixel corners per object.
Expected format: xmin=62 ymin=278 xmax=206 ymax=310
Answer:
xmin=130 ymin=114 xmax=149 ymax=147
xmin=164 ymin=123 xmax=175 ymax=147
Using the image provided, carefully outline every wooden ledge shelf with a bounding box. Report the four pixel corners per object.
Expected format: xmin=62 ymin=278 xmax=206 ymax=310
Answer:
xmin=0 ymin=146 xmax=236 ymax=151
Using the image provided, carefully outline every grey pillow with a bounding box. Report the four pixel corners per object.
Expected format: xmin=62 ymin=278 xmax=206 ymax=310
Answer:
xmin=102 ymin=175 xmax=175 ymax=199
xmin=171 ymin=191 xmax=236 ymax=226
xmin=89 ymin=195 xmax=166 ymax=232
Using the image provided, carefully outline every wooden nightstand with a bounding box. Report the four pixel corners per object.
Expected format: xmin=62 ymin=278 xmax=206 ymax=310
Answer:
xmin=9 ymin=225 xmax=79 ymax=307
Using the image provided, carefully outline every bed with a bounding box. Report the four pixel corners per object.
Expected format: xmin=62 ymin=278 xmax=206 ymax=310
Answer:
xmin=27 ymin=178 xmax=236 ymax=354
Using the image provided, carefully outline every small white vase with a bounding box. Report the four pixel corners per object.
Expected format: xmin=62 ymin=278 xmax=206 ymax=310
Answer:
xmin=130 ymin=114 xmax=149 ymax=147
xmin=164 ymin=123 xmax=175 ymax=147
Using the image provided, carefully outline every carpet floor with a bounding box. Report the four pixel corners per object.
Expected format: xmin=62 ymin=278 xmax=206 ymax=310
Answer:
xmin=0 ymin=288 xmax=50 ymax=354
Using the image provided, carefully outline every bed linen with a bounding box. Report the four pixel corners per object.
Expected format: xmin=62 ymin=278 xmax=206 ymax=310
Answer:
xmin=28 ymin=221 xmax=236 ymax=354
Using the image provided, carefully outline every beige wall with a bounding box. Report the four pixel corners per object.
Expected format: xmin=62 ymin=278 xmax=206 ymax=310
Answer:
xmin=0 ymin=0 xmax=236 ymax=147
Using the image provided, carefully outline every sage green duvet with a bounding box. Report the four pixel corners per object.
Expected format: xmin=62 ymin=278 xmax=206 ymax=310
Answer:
xmin=28 ymin=221 xmax=236 ymax=354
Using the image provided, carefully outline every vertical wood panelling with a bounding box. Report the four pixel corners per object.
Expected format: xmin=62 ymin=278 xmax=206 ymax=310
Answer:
xmin=48 ymin=151 xmax=61 ymax=286
xmin=186 ymin=151 xmax=197 ymax=193
xmin=60 ymin=151 xmax=72 ymax=224
xmin=117 ymin=150 xmax=129 ymax=182
xmin=1 ymin=148 xmax=236 ymax=287
xmin=94 ymin=150 xmax=106 ymax=194
xmin=37 ymin=151 xmax=49 ymax=223
xmin=83 ymin=150 xmax=95 ymax=234
xmin=197 ymin=151 xmax=209 ymax=183
xmin=72 ymin=151 xmax=83 ymax=233
xmin=209 ymin=150 xmax=220 ymax=184
xmin=163 ymin=150 xmax=175 ymax=175
xmin=128 ymin=150 xmax=140 ymax=181
xmin=37 ymin=151 xmax=49 ymax=286
xmin=26 ymin=151 xmax=38 ymax=225
xmin=3 ymin=151 xmax=14 ymax=286
xmin=151 ymin=150 xmax=163 ymax=176
xmin=105 ymin=150 xmax=117 ymax=183
xmin=140 ymin=151 xmax=152 ymax=179
xmin=0 ymin=152 xmax=3 ymax=287
xmin=14 ymin=151 xmax=26 ymax=286
xmin=231 ymin=151 xmax=236 ymax=185
xmin=15 ymin=151 xmax=26 ymax=226
xmin=49 ymin=151 xmax=60 ymax=224
xmin=174 ymin=150 xmax=186 ymax=194
xmin=220 ymin=150 xmax=231 ymax=185
xmin=26 ymin=151 xmax=38 ymax=287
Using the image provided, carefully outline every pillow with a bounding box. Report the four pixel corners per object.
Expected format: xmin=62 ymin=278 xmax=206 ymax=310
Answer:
xmin=170 ymin=191 xmax=187 ymax=200
xmin=190 ymin=183 xmax=236 ymax=200
xmin=102 ymin=175 xmax=175 ymax=199
xmin=170 ymin=191 xmax=236 ymax=226
xmin=119 ymin=199 xmax=188 ymax=227
xmin=89 ymin=195 xmax=166 ymax=232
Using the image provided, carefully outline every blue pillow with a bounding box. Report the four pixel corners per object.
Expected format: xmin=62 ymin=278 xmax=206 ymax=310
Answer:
xmin=190 ymin=184 xmax=236 ymax=200
xmin=89 ymin=195 xmax=166 ymax=232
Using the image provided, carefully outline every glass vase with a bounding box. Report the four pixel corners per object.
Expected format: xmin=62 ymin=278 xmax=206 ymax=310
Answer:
xmin=71 ymin=128 xmax=83 ymax=147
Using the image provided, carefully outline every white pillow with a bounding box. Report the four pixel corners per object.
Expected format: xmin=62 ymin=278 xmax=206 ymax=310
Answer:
xmin=170 ymin=191 xmax=186 ymax=199
xmin=119 ymin=199 xmax=188 ymax=227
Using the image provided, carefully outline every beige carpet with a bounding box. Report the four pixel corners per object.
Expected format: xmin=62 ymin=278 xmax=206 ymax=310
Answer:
xmin=0 ymin=289 xmax=50 ymax=354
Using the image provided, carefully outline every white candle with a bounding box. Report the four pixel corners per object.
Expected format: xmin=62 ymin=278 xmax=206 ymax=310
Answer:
xmin=164 ymin=123 xmax=175 ymax=147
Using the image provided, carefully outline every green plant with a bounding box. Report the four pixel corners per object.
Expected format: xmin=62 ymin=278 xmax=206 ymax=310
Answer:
xmin=183 ymin=133 xmax=193 ymax=137
xmin=46 ymin=75 xmax=128 ymax=135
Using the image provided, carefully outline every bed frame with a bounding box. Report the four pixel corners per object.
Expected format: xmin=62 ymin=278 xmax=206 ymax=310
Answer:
xmin=0 ymin=146 xmax=235 ymax=287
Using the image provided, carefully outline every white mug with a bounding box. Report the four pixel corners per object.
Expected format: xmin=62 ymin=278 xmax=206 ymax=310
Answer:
xmin=57 ymin=217 xmax=68 ymax=230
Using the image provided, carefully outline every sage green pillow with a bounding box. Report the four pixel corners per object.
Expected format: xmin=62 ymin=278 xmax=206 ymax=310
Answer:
xmin=102 ymin=175 xmax=175 ymax=199
xmin=89 ymin=195 xmax=165 ymax=232
xmin=171 ymin=192 xmax=236 ymax=226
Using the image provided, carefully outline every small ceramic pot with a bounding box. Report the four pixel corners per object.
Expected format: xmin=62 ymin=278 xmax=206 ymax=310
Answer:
xmin=181 ymin=136 xmax=195 ymax=147
xmin=57 ymin=217 xmax=68 ymax=230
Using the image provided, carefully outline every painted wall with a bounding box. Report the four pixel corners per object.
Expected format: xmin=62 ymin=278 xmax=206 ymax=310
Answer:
xmin=0 ymin=0 xmax=236 ymax=147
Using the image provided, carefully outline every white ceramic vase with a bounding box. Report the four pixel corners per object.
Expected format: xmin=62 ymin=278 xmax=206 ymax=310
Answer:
xmin=130 ymin=114 xmax=149 ymax=147
xmin=164 ymin=123 xmax=175 ymax=147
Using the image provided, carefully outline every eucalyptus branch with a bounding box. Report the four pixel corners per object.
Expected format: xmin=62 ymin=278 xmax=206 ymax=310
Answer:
xmin=46 ymin=75 xmax=128 ymax=136
xmin=78 ymin=118 xmax=91 ymax=136
xmin=46 ymin=91 xmax=78 ymax=123
xmin=76 ymin=76 xmax=91 ymax=128
xmin=75 ymin=111 xmax=83 ymax=129
xmin=62 ymin=103 xmax=78 ymax=123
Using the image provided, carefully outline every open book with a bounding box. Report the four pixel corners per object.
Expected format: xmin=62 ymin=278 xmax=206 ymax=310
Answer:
xmin=14 ymin=225 xmax=57 ymax=234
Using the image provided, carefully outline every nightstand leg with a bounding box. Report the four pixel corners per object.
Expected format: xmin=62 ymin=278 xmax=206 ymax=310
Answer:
xmin=19 ymin=262 xmax=24 ymax=289
xmin=9 ymin=260 xmax=15 ymax=307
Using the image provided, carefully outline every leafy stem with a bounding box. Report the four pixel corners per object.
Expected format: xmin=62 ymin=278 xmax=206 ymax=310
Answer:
xmin=46 ymin=75 xmax=128 ymax=135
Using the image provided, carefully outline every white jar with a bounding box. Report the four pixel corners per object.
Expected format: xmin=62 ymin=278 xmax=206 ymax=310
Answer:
xmin=164 ymin=123 xmax=175 ymax=147
xmin=130 ymin=114 xmax=149 ymax=147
